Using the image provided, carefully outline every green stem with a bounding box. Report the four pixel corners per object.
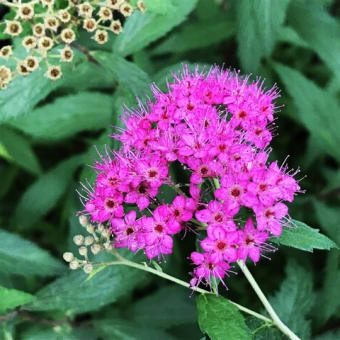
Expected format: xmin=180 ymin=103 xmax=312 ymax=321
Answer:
xmin=95 ymin=258 xmax=271 ymax=323
xmin=237 ymin=261 xmax=301 ymax=340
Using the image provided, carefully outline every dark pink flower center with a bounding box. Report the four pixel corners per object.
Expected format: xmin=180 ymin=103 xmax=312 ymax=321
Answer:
xmin=154 ymin=224 xmax=164 ymax=233
xmin=216 ymin=241 xmax=226 ymax=251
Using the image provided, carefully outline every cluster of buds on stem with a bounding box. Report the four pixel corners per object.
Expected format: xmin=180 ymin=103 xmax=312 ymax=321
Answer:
xmin=63 ymin=215 xmax=113 ymax=273
xmin=0 ymin=0 xmax=146 ymax=89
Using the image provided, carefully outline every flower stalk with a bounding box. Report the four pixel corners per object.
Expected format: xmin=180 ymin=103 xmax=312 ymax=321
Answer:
xmin=237 ymin=260 xmax=301 ymax=340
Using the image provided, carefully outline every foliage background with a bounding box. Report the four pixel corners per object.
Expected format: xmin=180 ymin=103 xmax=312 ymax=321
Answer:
xmin=0 ymin=0 xmax=340 ymax=339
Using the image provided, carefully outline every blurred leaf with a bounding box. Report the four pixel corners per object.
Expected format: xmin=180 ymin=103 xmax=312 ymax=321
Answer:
xmin=94 ymin=318 xmax=176 ymax=340
xmin=151 ymin=14 xmax=234 ymax=55
xmin=237 ymin=0 xmax=291 ymax=72
xmin=273 ymin=62 xmax=340 ymax=162
xmin=0 ymin=229 xmax=65 ymax=276
xmin=143 ymin=0 xmax=175 ymax=14
xmin=130 ymin=286 xmax=196 ymax=328
xmin=288 ymin=0 xmax=340 ymax=82
xmin=27 ymin=252 xmax=147 ymax=314
xmin=8 ymin=92 xmax=113 ymax=141
xmin=245 ymin=317 xmax=282 ymax=339
xmin=93 ymin=51 xmax=150 ymax=97
xmin=0 ymin=68 xmax=60 ymax=123
xmin=313 ymin=201 xmax=340 ymax=323
xmin=0 ymin=127 xmax=41 ymax=175
xmin=197 ymin=294 xmax=252 ymax=340
xmin=278 ymin=26 xmax=308 ymax=48
xmin=113 ymin=0 xmax=198 ymax=57
xmin=0 ymin=286 xmax=35 ymax=313
xmin=314 ymin=200 xmax=340 ymax=243
xmin=21 ymin=324 xmax=96 ymax=340
xmin=269 ymin=260 xmax=314 ymax=339
xmin=314 ymin=329 xmax=340 ymax=340
xmin=272 ymin=220 xmax=337 ymax=252
xmin=13 ymin=154 xmax=85 ymax=230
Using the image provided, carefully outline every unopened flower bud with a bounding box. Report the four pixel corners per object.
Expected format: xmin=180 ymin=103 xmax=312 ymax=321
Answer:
xmin=0 ymin=66 xmax=12 ymax=84
xmin=79 ymin=246 xmax=88 ymax=256
xmin=79 ymin=215 xmax=89 ymax=227
xmin=78 ymin=2 xmax=93 ymax=17
xmin=83 ymin=18 xmax=97 ymax=32
xmin=86 ymin=224 xmax=95 ymax=234
xmin=97 ymin=224 xmax=104 ymax=233
xmin=104 ymin=242 xmax=113 ymax=250
xmin=73 ymin=234 xmax=84 ymax=246
xmin=41 ymin=0 xmax=55 ymax=7
xmin=25 ymin=56 xmax=39 ymax=72
xmin=60 ymin=46 xmax=74 ymax=62
xmin=102 ymin=229 xmax=110 ymax=239
xmin=0 ymin=46 xmax=12 ymax=59
xmin=44 ymin=16 xmax=59 ymax=32
xmin=16 ymin=61 xmax=29 ymax=76
xmin=137 ymin=1 xmax=146 ymax=13
xmin=18 ymin=4 xmax=34 ymax=20
xmin=38 ymin=37 xmax=54 ymax=51
xmin=69 ymin=260 xmax=79 ymax=270
xmin=22 ymin=36 xmax=37 ymax=51
xmin=94 ymin=30 xmax=108 ymax=45
xmin=46 ymin=65 xmax=62 ymax=81
xmin=106 ymin=0 xmax=122 ymax=10
xmin=111 ymin=20 xmax=122 ymax=35
xmin=5 ymin=21 xmax=23 ymax=37
xmin=60 ymin=28 xmax=75 ymax=44
xmin=83 ymin=263 xmax=93 ymax=274
xmin=58 ymin=9 xmax=71 ymax=23
xmin=63 ymin=252 xmax=74 ymax=262
xmin=33 ymin=23 xmax=45 ymax=37
xmin=84 ymin=236 xmax=94 ymax=246
xmin=120 ymin=3 xmax=133 ymax=17
xmin=91 ymin=244 xmax=101 ymax=254
xmin=98 ymin=7 xmax=113 ymax=21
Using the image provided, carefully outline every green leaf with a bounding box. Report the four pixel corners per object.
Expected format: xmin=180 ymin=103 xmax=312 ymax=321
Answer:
xmin=143 ymin=0 xmax=175 ymax=14
xmin=313 ymin=200 xmax=340 ymax=244
xmin=0 ymin=127 xmax=41 ymax=175
xmin=0 ymin=229 xmax=65 ymax=276
xmin=21 ymin=324 xmax=96 ymax=340
xmin=151 ymin=14 xmax=234 ymax=55
xmin=0 ymin=286 xmax=35 ymax=313
xmin=93 ymin=51 xmax=150 ymax=97
xmin=27 ymin=252 xmax=148 ymax=314
xmin=273 ymin=62 xmax=340 ymax=162
xmin=113 ymin=0 xmax=198 ymax=56
xmin=313 ymin=201 xmax=340 ymax=323
xmin=94 ymin=319 xmax=176 ymax=340
xmin=0 ymin=68 xmax=60 ymax=123
xmin=315 ymin=329 xmax=340 ymax=340
xmin=288 ymin=0 xmax=340 ymax=82
xmin=237 ymin=0 xmax=291 ymax=72
xmin=272 ymin=219 xmax=338 ymax=252
xmin=269 ymin=260 xmax=314 ymax=339
xmin=197 ymin=294 xmax=252 ymax=340
xmin=130 ymin=286 xmax=197 ymax=328
xmin=13 ymin=155 xmax=85 ymax=230
xmin=8 ymin=92 xmax=113 ymax=141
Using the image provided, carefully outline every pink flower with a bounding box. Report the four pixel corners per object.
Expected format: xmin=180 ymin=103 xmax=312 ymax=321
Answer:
xmin=169 ymin=195 xmax=196 ymax=223
xmin=111 ymin=211 xmax=144 ymax=252
xmin=190 ymin=251 xmax=230 ymax=286
xmin=201 ymin=226 xmax=239 ymax=262
xmin=79 ymin=65 xmax=301 ymax=289
xmin=195 ymin=200 xmax=236 ymax=230
xmin=237 ymin=218 xmax=269 ymax=263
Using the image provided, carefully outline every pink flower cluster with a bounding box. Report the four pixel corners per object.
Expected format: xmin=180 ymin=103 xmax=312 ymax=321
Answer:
xmin=81 ymin=66 xmax=300 ymax=288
